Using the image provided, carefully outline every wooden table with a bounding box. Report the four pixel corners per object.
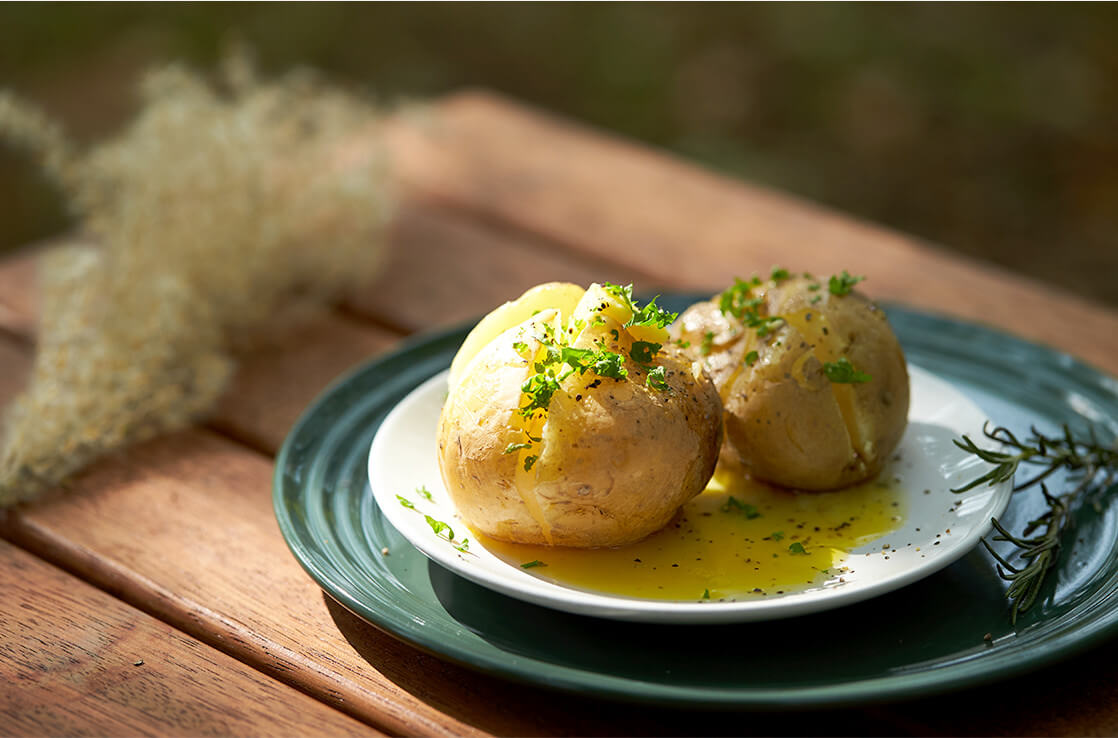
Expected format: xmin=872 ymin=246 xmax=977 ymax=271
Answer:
xmin=2 ymin=90 xmax=1117 ymax=737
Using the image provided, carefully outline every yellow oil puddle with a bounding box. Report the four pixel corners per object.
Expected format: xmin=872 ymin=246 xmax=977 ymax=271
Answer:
xmin=476 ymin=465 xmax=905 ymax=601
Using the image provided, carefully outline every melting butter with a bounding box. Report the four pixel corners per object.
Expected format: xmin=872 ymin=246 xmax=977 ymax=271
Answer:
xmin=477 ymin=466 xmax=904 ymax=601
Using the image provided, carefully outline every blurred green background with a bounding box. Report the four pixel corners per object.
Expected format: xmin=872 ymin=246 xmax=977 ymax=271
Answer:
xmin=2 ymin=3 xmax=1115 ymax=306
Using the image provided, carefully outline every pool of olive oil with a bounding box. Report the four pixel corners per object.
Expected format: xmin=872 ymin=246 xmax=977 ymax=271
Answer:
xmin=475 ymin=466 xmax=905 ymax=601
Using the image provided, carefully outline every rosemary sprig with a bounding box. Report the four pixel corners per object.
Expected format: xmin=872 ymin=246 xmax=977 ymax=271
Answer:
xmin=953 ymin=423 xmax=1118 ymax=624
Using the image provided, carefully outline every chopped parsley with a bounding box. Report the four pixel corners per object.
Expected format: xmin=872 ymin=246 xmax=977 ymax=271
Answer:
xmin=749 ymin=314 xmax=784 ymax=338
xmin=521 ymin=560 xmax=547 ymax=569
xmin=700 ymin=331 xmax=714 ymax=356
xmin=425 ymin=515 xmax=455 ymax=541
xmin=519 ymin=372 xmax=561 ymax=418
xmin=771 ymin=531 xmax=785 ymax=541
xmin=646 ymin=365 xmax=670 ymax=392
xmin=503 ymin=442 xmax=533 ymax=455
xmin=823 ymin=357 xmax=873 ymax=384
xmin=514 ymin=284 xmax=677 ymax=418
xmin=702 ymin=588 xmax=711 ymax=600
xmin=788 ymin=542 xmax=808 ymax=555
xmin=770 ymin=266 xmax=791 ymax=282
xmin=721 ymin=495 xmax=761 ymax=519
xmin=744 ymin=350 xmax=759 ymax=367
xmin=829 ymin=270 xmax=865 ymax=296
xmin=601 ymin=283 xmax=678 ymax=330
xmin=511 ymin=340 xmax=530 ymax=355
xmin=397 ymin=492 xmax=470 ymax=553
xmin=416 ymin=485 xmax=433 ymax=502
xmin=523 ymin=454 xmax=539 ymax=471
xmin=630 ymin=295 xmax=678 ymax=330
xmin=629 ymin=340 xmax=662 ymax=366
xmin=718 ymin=278 xmax=760 ymax=320
xmin=557 ymin=345 xmax=628 ymax=379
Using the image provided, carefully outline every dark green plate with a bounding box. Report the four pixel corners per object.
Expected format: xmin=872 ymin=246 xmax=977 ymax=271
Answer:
xmin=273 ymin=299 xmax=1118 ymax=708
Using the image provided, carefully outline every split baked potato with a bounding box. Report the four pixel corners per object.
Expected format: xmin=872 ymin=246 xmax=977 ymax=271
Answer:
xmin=672 ymin=271 xmax=909 ymax=490
xmin=438 ymin=282 xmax=722 ymax=547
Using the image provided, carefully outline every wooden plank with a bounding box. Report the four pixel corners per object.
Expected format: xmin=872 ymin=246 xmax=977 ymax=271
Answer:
xmin=211 ymin=313 xmax=396 ymax=454
xmin=0 ymin=427 xmax=489 ymax=737
xmin=387 ymin=91 xmax=1118 ymax=376
xmin=0 ymin=539 xmax=379 ymax=737
xmin=349 ymin=200 xmax=657 ymax=332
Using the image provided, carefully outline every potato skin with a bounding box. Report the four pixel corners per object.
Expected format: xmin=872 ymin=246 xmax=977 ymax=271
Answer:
xmin=438 ymin=311 xmax=722 ymax=547
xmin=673 ymin=277 xmax=909 ymax=490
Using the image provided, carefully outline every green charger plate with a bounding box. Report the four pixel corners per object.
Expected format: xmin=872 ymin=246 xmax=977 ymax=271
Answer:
xmin=273 ymin=299 xmax=1118 ymax=708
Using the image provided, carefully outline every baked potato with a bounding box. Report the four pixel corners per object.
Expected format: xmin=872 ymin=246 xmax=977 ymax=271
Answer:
xmin=672 ymin=271 xmax=909 ymax=490
xmin=438 ymin=282 xmax=722 ymax=547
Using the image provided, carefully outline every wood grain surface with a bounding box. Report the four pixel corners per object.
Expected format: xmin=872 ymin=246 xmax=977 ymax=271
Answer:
xmin=0 ymin=539 xmax=379 ymax=737
xmin=1 ymin=91 xmax=1117 ymax=737
xmin=388 ymin=90 xmax=1118 ymax=376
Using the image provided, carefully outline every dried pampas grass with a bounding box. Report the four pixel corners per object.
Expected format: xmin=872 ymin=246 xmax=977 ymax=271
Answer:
xmin=0 ymin=57 xmax=392 ymax=506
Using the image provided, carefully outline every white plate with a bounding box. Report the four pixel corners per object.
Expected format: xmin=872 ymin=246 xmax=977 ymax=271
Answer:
xmin=368 ymin=365 xmax=1012 ymax=623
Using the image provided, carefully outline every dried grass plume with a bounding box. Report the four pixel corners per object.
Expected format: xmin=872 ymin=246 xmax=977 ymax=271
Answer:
xmin=0 ymin=57 xmax=392 ymax=506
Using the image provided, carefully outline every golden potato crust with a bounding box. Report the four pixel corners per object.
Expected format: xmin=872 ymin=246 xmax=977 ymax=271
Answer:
xmin=438 ymin=286 xmax=722 ymax=548
xmin=673 ymin=275 xmax=909 ymax=490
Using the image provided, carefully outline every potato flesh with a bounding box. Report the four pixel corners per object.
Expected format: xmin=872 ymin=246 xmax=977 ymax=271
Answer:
xmin=438 ymin=282 xmax=722 ymax=547
xmin=447 ymin=281 xmax=585 ymax=391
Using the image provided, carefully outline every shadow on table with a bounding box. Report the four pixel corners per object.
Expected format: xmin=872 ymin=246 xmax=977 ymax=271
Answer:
xmin=324 ymin=590 xmax=916 ymax=736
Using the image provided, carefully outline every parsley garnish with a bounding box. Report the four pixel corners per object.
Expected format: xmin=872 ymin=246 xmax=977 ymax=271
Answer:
xmin=721 ymin=495 xmax=762 ymax=519
xmin=519 ymin=373 xmax=561 ymax=417
xmin=396 ymin=495 xmax=415 ymax=510
xmin=718 ymin=278 xmax=759 ymax=319
xmin=503 ymin=442 xmax=532 ymax=455
xmin=417 ymin=485 xmax=433 ymax=502
xmin=629 ymin=340 xmax=661 ymax=366
xmin=788 ymin=542 xmax=807 ymax=555
xmin=455 ymin=539 xmax=470 ymax=552
xmin=744 ymin=350 xmax=759 ymax=367
xmin=646 ymin=365 xmax=670 ymax=392
xmin=771 ymin=531 xmax=785 ymax=541
xmin=630 ymin=295 xmax=678 ymax=330
xmin=749 ymin=314 xmax=784 ymax=338
xmin=511 ymin=340 xmax=530 ymax=354
xmin=523 ymin=455 xmax=539 ymax=471
xmin=425 ymin=515 xmax=455 ymax=541
xmin=828 ymin=270 xmax=865 ymax=296
xmin=521 ymin=560 xmax=547 ymax=568
xmin=771 ymin=266 xmax=790 ymax=282
xmin=702 ymin=588 xmax=711 ymax=600
xmin=602 ymin=283 xmax=678 ymax=330
xmin=700 ymin=331 xmax=714 ymax=356
xmin=822 ymin=357 xmax=873 ymax=384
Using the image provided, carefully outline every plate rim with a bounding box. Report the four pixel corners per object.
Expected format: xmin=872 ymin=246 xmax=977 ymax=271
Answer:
xmin=274 ymin=300 xmax=1118 ymax=708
